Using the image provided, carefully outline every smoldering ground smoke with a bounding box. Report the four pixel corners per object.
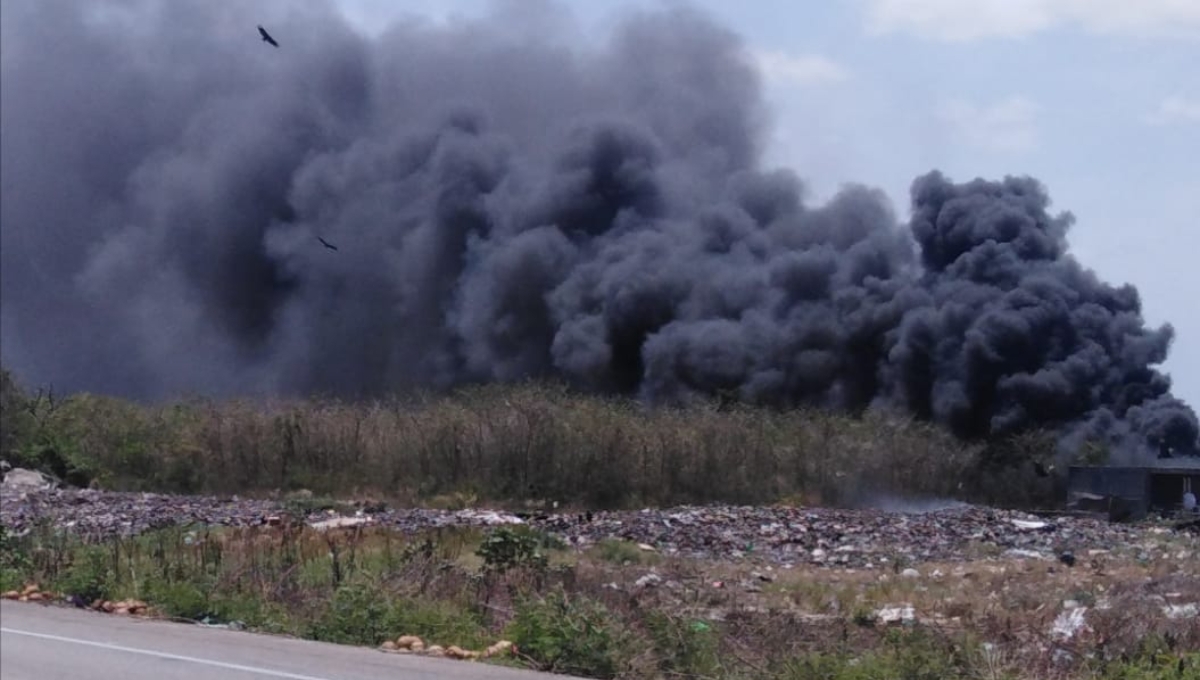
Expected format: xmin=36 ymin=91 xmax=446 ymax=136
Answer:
xmin=1 ymin=0 xmax=1196 ymax=461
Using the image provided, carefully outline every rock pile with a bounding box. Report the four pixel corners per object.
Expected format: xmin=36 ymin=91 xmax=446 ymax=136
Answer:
xmin=1 ymin=583 xmax=55 ymax=602
xmin=92 ymin=598 xmax=154 ymax=617
xmin=379 ymin=634 xmax=515 ymax=660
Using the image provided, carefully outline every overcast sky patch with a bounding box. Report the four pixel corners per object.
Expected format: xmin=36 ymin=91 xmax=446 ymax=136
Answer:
xmin=864 ymin=0 xmax=1200 ymax=41
xmin=751 ymin=49 xmax=850 ymax=86
xmin=935 ymin=96 xmax=1040 ymax=153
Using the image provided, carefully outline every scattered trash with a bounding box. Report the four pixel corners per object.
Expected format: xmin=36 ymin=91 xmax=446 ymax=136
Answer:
xmin=1164 ymin=603 xmax=1199 ymax=620
xmin=308 ymin=516 xmax=373 ymax=531
xmin=0 ymin=492 xmax=1177 ymax=569
xmin=1051 ymin=607 xmax=1088 ymax=641
xmin=197 ymin=616 xmax=245 ymax=631
xmin=635 ymin=573 xmax=662 ymax=588
xmin=1011 ymin=519 xmax=1050 ymax=531
xmin=1004 ymin=549 xmax=1051 ymax=561
xmin=876 ymin=605 xmax=916 ymax=625
xmin=452 ymin=509 xmax=524 ymax=525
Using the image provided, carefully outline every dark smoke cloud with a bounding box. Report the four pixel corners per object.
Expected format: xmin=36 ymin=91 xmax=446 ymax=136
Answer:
xmin=1 ymin=0 xmax=1195 ymax=462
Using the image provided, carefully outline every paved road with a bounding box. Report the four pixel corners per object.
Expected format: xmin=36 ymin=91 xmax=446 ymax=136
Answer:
xmin=0 ymin=601 xmax=580 ymax=680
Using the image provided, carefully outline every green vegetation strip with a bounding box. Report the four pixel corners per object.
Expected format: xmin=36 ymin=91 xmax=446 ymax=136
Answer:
xmin=1 ymin=524 xmax=1194 ymax=680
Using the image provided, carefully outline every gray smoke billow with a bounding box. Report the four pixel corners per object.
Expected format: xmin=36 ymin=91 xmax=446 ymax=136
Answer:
xmin=2 ymin=0 xmax=1196 ymax=462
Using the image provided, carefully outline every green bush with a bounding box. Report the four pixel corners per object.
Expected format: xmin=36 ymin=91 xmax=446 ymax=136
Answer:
xmin=476 ymin=526 xmax=561 ymax=574
xmin=0 ymin=527 xmax=28 ymax=592
xmin=0 ymin=368 xmax=33 ymax=463
xmin=308 ymin=581 xmax=486 ymax=649
xmin=56 ymin=546 xmax=116 ymax=604
xmin=508 ymin=587 xmax=630 ymax=679
xmin=145 ymin=580 xmax=213 ymax=620
xmin=307 ymin=582 xmax=396 ymax=646
xmin=645 ymin=612 xmax=723 ymax=678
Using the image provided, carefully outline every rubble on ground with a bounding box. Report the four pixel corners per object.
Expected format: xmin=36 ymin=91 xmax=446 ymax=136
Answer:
xmin=1 ymin=467 xmax=61 ymax=492
xmin=2 ymin=486 xmax=1193 ymax=567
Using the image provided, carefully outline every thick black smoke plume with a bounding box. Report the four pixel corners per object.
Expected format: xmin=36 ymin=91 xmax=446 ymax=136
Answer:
xmin=2 ymin=0 xmax=1196 ymax=462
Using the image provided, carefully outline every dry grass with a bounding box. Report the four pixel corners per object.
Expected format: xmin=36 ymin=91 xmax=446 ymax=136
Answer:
xmin=4 ymin=380 xmax=1063 ymax=510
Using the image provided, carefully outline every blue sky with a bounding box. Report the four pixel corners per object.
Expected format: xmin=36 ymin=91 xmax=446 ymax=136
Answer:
xmin=334 ymin=0 xmax=1200 ymax=408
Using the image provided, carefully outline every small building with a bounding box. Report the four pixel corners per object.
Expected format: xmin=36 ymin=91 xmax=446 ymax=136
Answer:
xmin=1067 ymin=463 xmax=1200 ymax=521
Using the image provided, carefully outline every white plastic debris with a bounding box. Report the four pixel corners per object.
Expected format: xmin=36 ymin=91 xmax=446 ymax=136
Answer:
xmin=1164 ymin=603 xmax=1199 ymax=620
xmin=1010 ymin=519 xmax=1048 ymax=530
xmin=635 ymin=573 xmax=663 ymax=588
xmin=1003 ymin=548 xmax=1051 ymax=560
xmin=1051 ymin=607 xmax=1088 ymax=641
xmin=876 ymin=605 xmax=916 ymax=624
xmin=308 ymin=515 xmax=373 ymax=531
xmin=453 ymin=509 xmax=524 ymax=525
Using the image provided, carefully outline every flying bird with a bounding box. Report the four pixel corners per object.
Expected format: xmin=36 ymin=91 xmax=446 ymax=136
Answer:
xmin=257 ymin=25 xmax=279 ymax=48
xmin=317 ymin=236 xmax=338 ymax=251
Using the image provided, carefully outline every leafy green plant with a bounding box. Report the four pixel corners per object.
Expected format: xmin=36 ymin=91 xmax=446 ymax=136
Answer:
xmin=644 ymin=611 xmax=722 ymax=678
xmin=508 ymin=587 xmax=630 ymax=679
xmin=145 ymin=580 xmax=212 ymax=620
xmin=0 ymin=526 xmax=30 ymax=571
xmin=306 ymin=581 xmax=399 ymax=646
xmin=307 ymin=580 xmax=485 ymax=649
xmin=56 ymin=545 xmax=116 ymax=604
xmin=0 ymin=526 xmax=32 ymax=591
xmin=476 ymin=526 xmax=558 ymax=574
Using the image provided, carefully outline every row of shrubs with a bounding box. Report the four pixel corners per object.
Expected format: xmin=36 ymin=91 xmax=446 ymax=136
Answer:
xmin=1 ymin=366 xmax=1070 ymax=509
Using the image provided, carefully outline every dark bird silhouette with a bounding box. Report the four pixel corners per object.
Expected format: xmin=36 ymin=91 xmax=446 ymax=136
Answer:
xmin=1033 ymin=461 xmax=1052 ymax=477
xmin=257 ymin=25 xmax=279 ymax=48
xmin=317 ymin=236 xmax=338 ymax=251
xmin=1058 ymin=551 xmax=1076 ymax=567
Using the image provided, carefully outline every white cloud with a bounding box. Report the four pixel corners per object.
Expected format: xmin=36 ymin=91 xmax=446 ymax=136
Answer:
xmin=936 ymin=96 xmax=1040 ymax=153
xmin=1145 ymin=95 xmax=1200 ymax=125
xmin=864 ymin=0 xmax=1200 ymax=41
xmin=751 ymin=49 xmax=850 ymax=86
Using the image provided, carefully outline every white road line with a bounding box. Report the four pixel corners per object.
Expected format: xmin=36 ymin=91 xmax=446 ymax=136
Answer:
xmin=0 ymin=627 xmax=339 ymax=680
